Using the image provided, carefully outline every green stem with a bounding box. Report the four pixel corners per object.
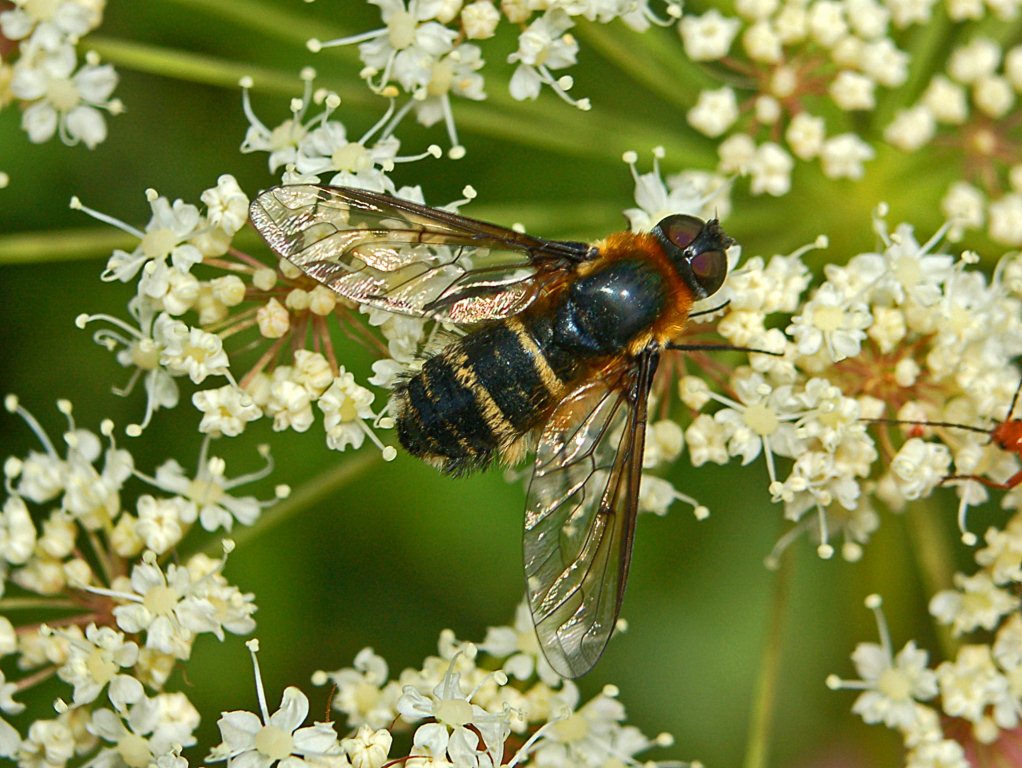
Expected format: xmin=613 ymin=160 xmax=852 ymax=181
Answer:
xmin=575 ymin=20 xmax=711 ymax=112
xmin=0 ymin=597 xmax=80 ymax=611
xmin=162 ymin=0 xmax=354 ymax=49
xmin=742 ymin=545 xmax=794 ymax=768
xmin=85 ymin=36 xmax=372 ymax=100
xmin=201 ymin=450 xmax=379 ymax=556
xmin=0 ymin=227 xmax=136 ymax=265
xmin=903 ymin=496 xmax=958 ymax=660
xmin=15 ymin=665 xmax=59 ymax=694
xmin=450 ymin=99 xmax=610 ymax=158
xmin=0 ymin=226 xmax=265 ymax=266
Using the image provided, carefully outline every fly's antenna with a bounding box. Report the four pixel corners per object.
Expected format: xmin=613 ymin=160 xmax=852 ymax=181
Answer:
xmin=865 ymin=416 xmax=991 ymax=436
xmin=1006 ymin=377 xmax=1022 ymax=421
xmin=667 ymin=340 xmax=784 ymax=357
xmin=689 ymin=299 xmax=730 ymax=319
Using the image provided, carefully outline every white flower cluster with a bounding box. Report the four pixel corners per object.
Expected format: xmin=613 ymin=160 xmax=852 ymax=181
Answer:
xmin=280 ymin=0 xmax=1022 ymax=253
xmin=831 ymin=542 xmax=1022 ymax=768
xmin=621 ymin=155 xmax=1022 ymax=569
xmin=672 ymin=1 xmax=1022 ymax=245
xmin=680 ymin=0 xmax=911 ymax=195
xmin=0 ymin=0 xmax=121 ymax=151
xmin=0 ymin=398 xmax=260 ymax=763
xmin=297 ymin=604 xmax=679 ymax=768
xmin=883 ymin=35 xmax=1022 ymax=247
xmin=72 ymin=173 xmax=398 ymax=460
xmin=306 ymin=0 xmax=684 ymax=155
xmin=240 ymin=69 xmax=445 ymax=187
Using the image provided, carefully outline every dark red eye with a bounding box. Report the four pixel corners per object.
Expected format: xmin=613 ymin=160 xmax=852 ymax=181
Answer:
xmin=659 ymin=214 xmax=704 ymax=250
xmin=652 ymin=214 xmax=732 ymax=299
xmin=689 ymin=247 xmax=727 ymax=296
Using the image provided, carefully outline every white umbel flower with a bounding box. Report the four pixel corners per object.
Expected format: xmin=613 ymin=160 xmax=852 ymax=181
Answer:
xmin=929 ymin=571 xmax=1019 ymax=635
xmin=213 ymin=687 xmax=341 ymax=768
xmin=397 ymin=653 xmax=511 ymax=768
xmin=687 ymin=87 xmax=740 ymax=137
xmin=11 ymin=46 xmax=118 ymax=148
xmin=210 ymin=640 xmax=342 ymax=768
xmin=679 ymin=9 xmax=741 ymax=60
xmin=787 ymin=283 xmax=871 ymax=361
xmin=193 ymin=385 xmax=262 ymax=437
xmin=828 ymin=596 xmax=938 ymax=735
xmin=56 ymin=624 xmax=144 ymax=711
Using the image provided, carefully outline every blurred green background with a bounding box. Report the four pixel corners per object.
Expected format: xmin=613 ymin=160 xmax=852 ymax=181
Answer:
xmin=1 ymin=1 xmax=982 ymax=766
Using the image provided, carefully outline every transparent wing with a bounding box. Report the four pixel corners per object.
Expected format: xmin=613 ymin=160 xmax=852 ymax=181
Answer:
xmin=523 ymin=349 xmax=660 ymax=678
xmin=249 ymin=184 xmax=592 ymax=323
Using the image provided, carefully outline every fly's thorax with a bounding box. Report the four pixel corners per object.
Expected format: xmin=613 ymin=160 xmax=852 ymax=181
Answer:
xmin=551 ymin=258 xmax=667 ymax=356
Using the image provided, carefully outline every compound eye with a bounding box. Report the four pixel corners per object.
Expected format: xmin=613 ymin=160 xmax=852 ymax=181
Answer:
xmin=654 ymin=214 xmax=731 ymax=298
xmin=659 ymin=214 xmax=704 ymax=250
xmin=689 ymin=247 xmax=727 ymax=297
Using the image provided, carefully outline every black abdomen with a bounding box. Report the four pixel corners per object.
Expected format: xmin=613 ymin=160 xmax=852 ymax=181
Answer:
xmin=395 ymin=316 xmax=579 ymax=474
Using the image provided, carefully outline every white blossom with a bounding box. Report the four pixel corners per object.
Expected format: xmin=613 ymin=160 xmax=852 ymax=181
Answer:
xmin=929 ymin=571 xmax=1019 ymax=635
xmin=679 ymin=9 xmax=741 ymax=60
xmin=56 ymin=624 xmax=144 ymax=710
xmin=397 ymin=656 xmax=511 ymax=768
xmin=10 ymin=47 xmax=119 ymax=148
xmin=193 ymin=385 xmax=263 ymax=437
xmin=88 ymin=694 xmax=200 ymax=766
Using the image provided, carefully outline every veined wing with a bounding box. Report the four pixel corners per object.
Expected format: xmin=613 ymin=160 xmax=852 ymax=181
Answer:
xmin=523 ymin=349 xmax=660 ymax=678
xmin=249 ymin=184 xmax=593 ymax=323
